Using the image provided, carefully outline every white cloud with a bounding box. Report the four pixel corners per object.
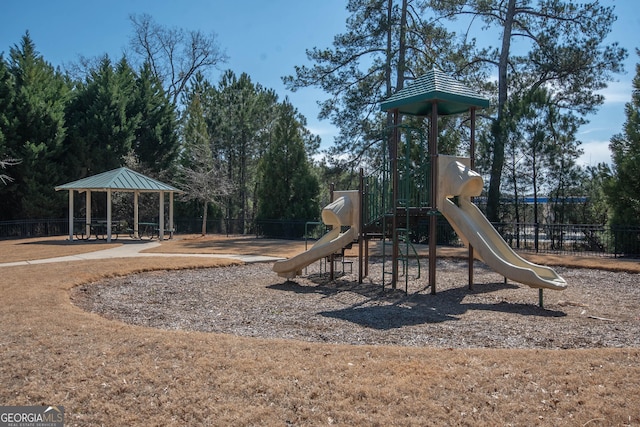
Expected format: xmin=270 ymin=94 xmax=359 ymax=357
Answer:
xmin=306 ymin=124 xmax=336 ymax=138
xmin=579 ymin=126 xmax=614 ymax=137
xmin=578 ymin=140 xmax=612 ymax=167
xmin=306 ymin=124 xmax=338 ymax=152
xmin=597 ymin=79 xmax=633 ymax=105
xmin=312 ymin=150 xmax=350 ymax=165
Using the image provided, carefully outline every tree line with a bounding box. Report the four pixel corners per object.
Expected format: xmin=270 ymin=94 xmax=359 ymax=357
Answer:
xmin=0 ymin=21 xmax=320 ymax=234
xmin=1 ymin=3 xmax=640 ymax=240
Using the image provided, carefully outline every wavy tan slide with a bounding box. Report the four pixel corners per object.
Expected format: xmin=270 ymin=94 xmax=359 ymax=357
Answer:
xmin=438 ymin=156 xmax=567 ymax=291
xmin=273 ymin=191 xmax=359 ymax=279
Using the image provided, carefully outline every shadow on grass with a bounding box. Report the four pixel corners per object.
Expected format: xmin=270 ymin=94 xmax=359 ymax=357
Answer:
xmin=268 ymin=278 xmax=566 ymax=330
xmin=177 ymin=236 xmax=303 ymax=247
xmin=19 ymin=238 xmax=147 ymax=246
xmin=156 ymin=237 xmax=308 ymax=257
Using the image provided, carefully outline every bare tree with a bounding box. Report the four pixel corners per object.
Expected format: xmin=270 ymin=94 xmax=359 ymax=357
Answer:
xmin=0 ymin=157 xmax=21 ymax=185
xmin=179 ymin=143 xmax=233 ymax=236
xmin=128 ymin=13 xmax=228 ymax=104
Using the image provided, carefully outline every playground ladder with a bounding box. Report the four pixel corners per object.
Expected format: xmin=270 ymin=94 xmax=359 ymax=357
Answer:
xmin=379 ymin=125 xmax=428 ymax=292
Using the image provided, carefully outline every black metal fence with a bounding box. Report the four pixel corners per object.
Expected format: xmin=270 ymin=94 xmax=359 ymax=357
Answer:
xmin=0 ymin=218 xmax=69 ymax=239
xmin=173 ymin=218 xmax=252 ymax=236
xmin=2 ymin=218 xmax=639 ymax=258
xmin=491 ymin=222 xmax=640 ymax=258
xmin=0 ymin=218 xmax=254 ymax=239
xmin=255 ymin=219 xmax=313 ymax=239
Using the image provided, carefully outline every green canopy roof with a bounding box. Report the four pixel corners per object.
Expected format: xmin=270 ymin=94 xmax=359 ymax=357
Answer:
xmin=380 ymin=68 xmax=490 ymax=116
xmin=55 ymin=167 xmax=183 ymax=193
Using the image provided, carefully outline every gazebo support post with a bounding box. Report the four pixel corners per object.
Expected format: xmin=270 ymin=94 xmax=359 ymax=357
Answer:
xmin=159 ymin=191 xmax=165 ymax=241
xmin=134 ymin=191 xmax=139 ymax=239
xmin=169 ymin=192 xmax=174 ymax=239
xmin=107 ymin=189 xmax=112 ymax=243
xmin=68 ymin=190 xmax=74 ymax=241
xmin=85 ymin=190 xmax=92 ymax=238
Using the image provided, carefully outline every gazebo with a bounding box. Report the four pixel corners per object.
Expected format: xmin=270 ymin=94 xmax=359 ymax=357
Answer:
xmin=55 ymin=167 xmax=184 ymax=242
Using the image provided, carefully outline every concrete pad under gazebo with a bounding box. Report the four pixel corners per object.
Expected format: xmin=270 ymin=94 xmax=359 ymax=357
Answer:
xmin=55 ymin=167 xmax=184 ymax=242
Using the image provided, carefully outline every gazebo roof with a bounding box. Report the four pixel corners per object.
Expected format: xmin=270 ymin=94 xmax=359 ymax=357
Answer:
xmin=55 ymin=167 xmax=183 ymax=193
xmin=380 ymin=68 xmax=490 ymax=116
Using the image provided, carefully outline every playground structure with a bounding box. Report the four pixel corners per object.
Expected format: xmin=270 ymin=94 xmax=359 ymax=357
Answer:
xmin=273 ymin=69 xmax=566 ymax=295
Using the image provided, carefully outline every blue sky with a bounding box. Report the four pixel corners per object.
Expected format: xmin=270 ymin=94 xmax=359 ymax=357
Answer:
xmin=1 ymin=0 xmax=637 ymax=167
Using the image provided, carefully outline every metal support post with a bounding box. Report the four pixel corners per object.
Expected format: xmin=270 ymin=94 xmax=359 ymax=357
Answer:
xmin=429 ymin=101 xmax=438 ymax=295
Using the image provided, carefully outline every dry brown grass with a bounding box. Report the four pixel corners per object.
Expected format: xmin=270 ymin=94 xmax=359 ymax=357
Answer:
xmin=0 ymin=235 xmax=639 ymax=426
xmin=145 ymin=234 xmax=640 ymax=273
xmin=0 ymin=236 xmax=122 ymax=263
xmin=141 ymin=233 xmax=310 ymax=258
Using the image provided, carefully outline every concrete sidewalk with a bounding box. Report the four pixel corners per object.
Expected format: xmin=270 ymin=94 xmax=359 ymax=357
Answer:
xmin=0 ymin=241 xmax=283 ymax=268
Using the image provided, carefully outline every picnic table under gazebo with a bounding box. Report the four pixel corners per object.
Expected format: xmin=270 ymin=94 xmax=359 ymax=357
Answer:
xmin=55 ymin=167 xmax=184 ymax=243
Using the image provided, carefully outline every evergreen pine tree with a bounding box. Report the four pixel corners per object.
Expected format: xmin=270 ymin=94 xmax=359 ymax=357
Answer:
xmin=179 ymin=82 xmax=231 ymax=235
xmin=131 ymin=62 xmax=179 ymax=173
xmin=0 ymin=55 xmax=18 ymax=186
xmin=65 ymin=56 xmax=139 ymax=178
xmin=1 ymin=33 xmax=69 ymax=219
xmin=607 ymin=52 xmax=640 ymax=228
xmin=256 ymin=100 xmax=319 ymax=229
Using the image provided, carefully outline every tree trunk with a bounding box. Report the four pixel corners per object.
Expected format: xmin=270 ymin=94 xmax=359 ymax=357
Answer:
xmin=201 ymin=201 xmax=208 ymax=236
xmin=385 ymin=0 xmax=395 ymax=160
xmin=240 ymin=132 xmax=247 ymax=234
xmin=396 ymin=0 xmax=407 ymax=93
xmin=532 ymin=148 xmax=539 ymax=253
xmin=486 ymin=0 xmax=516 ymax=222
